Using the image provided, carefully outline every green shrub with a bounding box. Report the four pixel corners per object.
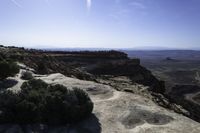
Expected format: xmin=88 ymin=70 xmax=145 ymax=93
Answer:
xmin=0 ymin=79 xmax=93 ymax=125
xmin=0 ymin=61 xmax=19 ymax=80
xmin=21 ymin=71 xmax=33 ymax=80
xmin=0 ymin=54 xmax=3 ymax=61
xmin=37 ymin=62 xmax=48 ymax=74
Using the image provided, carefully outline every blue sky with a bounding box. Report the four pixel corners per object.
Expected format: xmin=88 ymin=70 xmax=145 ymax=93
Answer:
xmin=0 ymin=0 xmax=200 ymax=49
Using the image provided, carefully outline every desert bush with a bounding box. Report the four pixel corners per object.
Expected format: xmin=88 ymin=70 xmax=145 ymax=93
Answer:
xmin=0 ymin=79 xmax=93 ymax=125
xmin=36 ymin=62 xmax=48 ymax=74
xmin=0 ymin=61 xmax=19 ymax=80
xmin=21 ymin=71 xmax=33 ymax=80
xmin=0 ymin=54 xmax=3 ymax=61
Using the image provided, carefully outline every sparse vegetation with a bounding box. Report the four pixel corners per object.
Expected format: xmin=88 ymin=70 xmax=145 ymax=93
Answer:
xmin=37 ymin=62 xmax=48 ymax=74
xmin=42 ymin=50 xmax=128 ymax=59
xmin=0 ymin=61 xmax=19 ymax=80
xmin=0 ymin=46 xmax=129 ymax=80
xmin=21 ymin=71 xmax=33 ymax=80
xmin=0 ymin=79 xmax=93 ymax=125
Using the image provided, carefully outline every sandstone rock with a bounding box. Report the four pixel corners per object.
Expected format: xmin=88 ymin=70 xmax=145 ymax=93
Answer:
xmin=1 ymin=72 xmax=199 ymax=133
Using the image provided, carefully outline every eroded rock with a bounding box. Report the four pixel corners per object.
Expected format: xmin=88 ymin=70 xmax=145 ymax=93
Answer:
xmin=120 ymin=108 xmax=174 ymax=129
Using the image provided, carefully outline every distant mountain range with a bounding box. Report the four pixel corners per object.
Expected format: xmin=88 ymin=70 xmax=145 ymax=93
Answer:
xmin=41 ymin=46 xmax=200 ymax=51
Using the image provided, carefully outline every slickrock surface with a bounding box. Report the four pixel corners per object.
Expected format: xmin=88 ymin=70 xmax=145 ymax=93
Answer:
xmin=1 ymin=72 xmax=200 ymax=133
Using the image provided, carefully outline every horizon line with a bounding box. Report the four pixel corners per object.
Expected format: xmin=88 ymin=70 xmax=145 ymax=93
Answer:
xmin=1 ymin=44 xmax=200 ymax=51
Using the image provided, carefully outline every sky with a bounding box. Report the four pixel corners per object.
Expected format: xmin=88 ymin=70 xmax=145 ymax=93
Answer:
xmin=0 ymin=0 xmax=200 ymax=49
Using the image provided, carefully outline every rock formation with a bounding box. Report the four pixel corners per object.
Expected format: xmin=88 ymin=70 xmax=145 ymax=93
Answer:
xmin=0 ymin=70 xmax=199 ymax=132
xmin=0 ymin=45 xmax=200 ymax=132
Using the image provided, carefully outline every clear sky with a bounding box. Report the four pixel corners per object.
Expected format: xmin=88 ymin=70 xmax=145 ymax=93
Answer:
xmin=0 ymin=0 xmax=200 ymax=49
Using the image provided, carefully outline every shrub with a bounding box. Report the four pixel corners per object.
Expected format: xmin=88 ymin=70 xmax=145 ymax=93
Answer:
xmin=0 ymin=61 xmax=19 ymax=80
xmin=21 ymin=71 xmax=33 ymax=80
xmin=0 ymin=54 xmax=3 ymax=61
xmin=0 ymin=79 xmax=93 ymax=125
xmin=37 ymin=62 xmax=48 ymax=74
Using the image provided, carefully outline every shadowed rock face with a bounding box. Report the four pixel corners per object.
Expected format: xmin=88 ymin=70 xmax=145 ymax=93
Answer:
xmin=193 ymin=93 xmax=200 ymax=103
xmin=120 ymin=108 xmax=174 ymax=129
xmin=86 ymin=60 xmax=165 ymax=93
xmin=168 ymin=85 xmax=200 ymax=122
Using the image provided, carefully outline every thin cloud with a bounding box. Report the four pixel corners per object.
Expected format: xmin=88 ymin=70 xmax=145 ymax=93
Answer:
xmin=86 ymin=0 xmax=92 ymax=11
xmin=11 ymin=0 xmax=22 ymax=8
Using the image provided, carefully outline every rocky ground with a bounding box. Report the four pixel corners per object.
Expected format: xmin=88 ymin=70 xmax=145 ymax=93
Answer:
xmin=1 ymin=46 xmax=200 ymax=132
xmin=167 ymin=85 xmax=200 ymax=122
xmin=0 ymin=67 xmax=200 ymax=133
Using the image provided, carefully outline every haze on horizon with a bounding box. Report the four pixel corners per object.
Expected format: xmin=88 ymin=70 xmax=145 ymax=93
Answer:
xmin=0 ymin=0 xmax=200 ymax=49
